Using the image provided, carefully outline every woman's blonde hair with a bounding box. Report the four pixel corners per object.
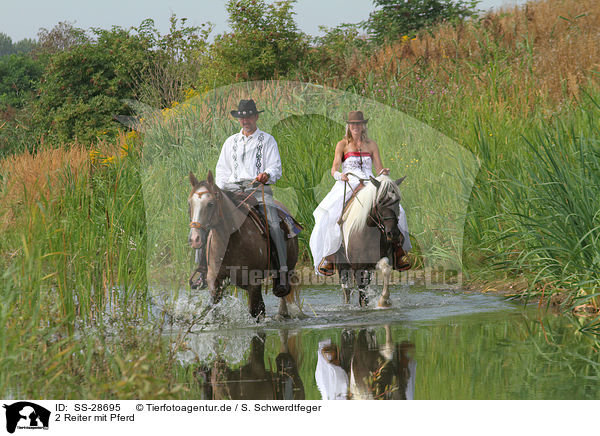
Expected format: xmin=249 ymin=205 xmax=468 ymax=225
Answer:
xmin=344 ymin=123 xmax=369 ymax=144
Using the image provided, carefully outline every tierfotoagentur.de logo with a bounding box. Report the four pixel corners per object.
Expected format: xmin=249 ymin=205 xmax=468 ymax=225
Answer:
xmin=3 ymin=402 xmax=50 ymax=434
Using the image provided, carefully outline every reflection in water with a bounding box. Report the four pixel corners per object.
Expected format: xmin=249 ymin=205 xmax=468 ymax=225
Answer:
xmin=196 ymin=331 xmax=305 ymax=400
xmin=171 ymin=288 xmax=600 ymax=399
xmin=316 ymin=326 xmax=416 ymax=400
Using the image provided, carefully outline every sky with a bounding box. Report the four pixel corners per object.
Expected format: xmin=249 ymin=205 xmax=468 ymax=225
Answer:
xmin=1 ymin=0 xmax=529 ymax=42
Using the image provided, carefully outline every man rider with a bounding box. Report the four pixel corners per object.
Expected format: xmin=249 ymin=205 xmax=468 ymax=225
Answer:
xmin=192 ymin=99 xmax=290 ymax=296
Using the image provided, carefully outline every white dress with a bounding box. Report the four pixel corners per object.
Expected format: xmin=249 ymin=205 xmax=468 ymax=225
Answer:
xmin=310 ymin=152 xmax=411 ymax=274
xmin=315 ymin=340 xmax=349 ymax=400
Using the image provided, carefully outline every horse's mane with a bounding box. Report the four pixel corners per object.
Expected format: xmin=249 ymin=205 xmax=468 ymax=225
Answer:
xmin=342 ymin=175 xmax=401 ymax=251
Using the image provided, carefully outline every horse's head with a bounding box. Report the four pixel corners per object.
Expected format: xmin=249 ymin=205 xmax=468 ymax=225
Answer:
xmin=369 ymin=175 xmax=406 ymax=243
xmin=188 ymin=170 xmax=221 ymax=249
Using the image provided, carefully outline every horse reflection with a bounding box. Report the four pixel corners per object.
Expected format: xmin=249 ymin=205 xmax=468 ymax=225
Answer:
xmin=197 ymin=331 xmax=305 ymax=400
xmin=316 ymin=326 xmax=415 ymax=400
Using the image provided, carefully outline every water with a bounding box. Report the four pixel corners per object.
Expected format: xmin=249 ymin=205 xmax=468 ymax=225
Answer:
xmin=156 ymin=284 xmax=600 ymax=400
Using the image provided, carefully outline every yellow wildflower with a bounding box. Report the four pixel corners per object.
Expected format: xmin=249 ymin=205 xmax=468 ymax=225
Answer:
xmin=100 ymin=156 xmax=116 ymax=166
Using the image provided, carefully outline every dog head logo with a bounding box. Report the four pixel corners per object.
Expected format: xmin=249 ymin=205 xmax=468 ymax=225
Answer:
xmin=3 ymin=402 xmax=50 ymax=434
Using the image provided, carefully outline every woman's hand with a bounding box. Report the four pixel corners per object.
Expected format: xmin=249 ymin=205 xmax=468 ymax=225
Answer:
xmin=341 ymin=173 xmax=349 ymax=181
xmin=379 ymin=168 xmax=390 ymax=176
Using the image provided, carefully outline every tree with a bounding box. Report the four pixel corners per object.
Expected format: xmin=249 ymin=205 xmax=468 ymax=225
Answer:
xmin=202 ymin=0 xmax=309 ymax=86
xmin=0 ymin=54 xmax=43 ymax=109
xmin=365 ymin=0 xmax=480 ymax=44
xmin=0 ymin=33 xmax=38 ymax=57
xmin=0 ymin=33 xmax=14 ymax=57
xmin=132 ymin=15 xmax=213 ymax=107
xmin=13 ymin=39 xmax=37 ymax=54
xmin=33 ymin=27 xmax=154 ymax=143
xmin=36 ymin=21 xmax=88 ymax=55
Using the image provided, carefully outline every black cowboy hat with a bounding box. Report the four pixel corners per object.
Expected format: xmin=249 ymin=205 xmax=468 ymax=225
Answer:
xmin=230 ymin=99 xmax=264 ymax=118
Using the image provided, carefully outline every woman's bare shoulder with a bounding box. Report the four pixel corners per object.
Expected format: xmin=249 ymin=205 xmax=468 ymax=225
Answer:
xmin=336 ymin=138 xmax=348 ymax=151
xmin=366 ymin=139 xmax=379 ymax=153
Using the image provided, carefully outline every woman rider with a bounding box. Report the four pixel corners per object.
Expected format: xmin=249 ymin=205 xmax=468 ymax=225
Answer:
xmin=309 ymin=111 xmax=411 ymax=276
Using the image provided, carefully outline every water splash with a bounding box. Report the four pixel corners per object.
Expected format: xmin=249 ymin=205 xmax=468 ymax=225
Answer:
xmin=177 ymin=329 xmax=258 ymax=365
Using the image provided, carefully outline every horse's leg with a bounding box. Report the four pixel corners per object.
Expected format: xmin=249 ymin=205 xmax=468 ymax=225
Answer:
xmin=376 ymin=257 xmax=392 ymax=308
xmin=340 ymin=267 xmax=353 ymax=304
xmin=337 ymin=257 xmax=353 ymax=304
xmin=247 ymin=285 xmax=266 ymax=320
xmin=207 ymin=268 xmax=225 ymax=305
xmin=281 ymin=271 xmax=307 ymax=319
xmin=355 ymin=269 xmax=370 ymax=307
xmin=380 ymin=324 xmax=394 ymax=360
xmin=275 ymin=297 xmax=290 ymax=321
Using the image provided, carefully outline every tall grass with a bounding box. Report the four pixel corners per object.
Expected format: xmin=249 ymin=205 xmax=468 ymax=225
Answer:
xmin=493 ymin=93 xmax=600 ymax=304
xmin=0 ymin=133 xmax=210 ymax=398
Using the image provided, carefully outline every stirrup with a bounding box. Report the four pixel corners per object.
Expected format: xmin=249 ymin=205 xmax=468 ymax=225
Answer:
xmin=318 ymin=258 xmax=335 ymax=276
xmin=393 ymin=254 xmax=411 ymax=271
xmin=393 ymin=246 xmax=411 ymax=271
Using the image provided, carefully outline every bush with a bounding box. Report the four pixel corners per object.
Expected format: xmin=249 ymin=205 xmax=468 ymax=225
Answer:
xmin=365 ymin=0 xmax=480 ymax=44
xmin=33 ymin=27 xmax=155 ymax=144
xmin=132 ymin=16 xmax=213 ymax=108
xmin=300 ymin=23 xmax=370 ymax=81
xmin=35 ymin=21 xmax=88 ymax=55
xmin=0 ymin=54 xmax=43 ymax=110
xmin=201 ymin=0 xmax=309 ymax=86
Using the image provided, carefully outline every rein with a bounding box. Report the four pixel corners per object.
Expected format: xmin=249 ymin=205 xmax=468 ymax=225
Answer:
xmin=234 ymin=186 xmax=261 ymax=209
xmin=341 ymin=172 xmax=369 ymax=214
xmin=371 ymin=204 xmax=398 ymax=234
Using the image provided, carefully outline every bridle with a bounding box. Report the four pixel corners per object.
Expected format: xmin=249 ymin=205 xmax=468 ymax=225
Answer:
xmin=189 ymin=188 xmax=222 ymax=231
xmin=370 ymin=201 xmax=399 ymax=235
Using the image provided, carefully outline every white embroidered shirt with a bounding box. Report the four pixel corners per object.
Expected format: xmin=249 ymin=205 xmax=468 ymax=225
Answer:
xmin=215 ymin=128 xmax=282 ymax=189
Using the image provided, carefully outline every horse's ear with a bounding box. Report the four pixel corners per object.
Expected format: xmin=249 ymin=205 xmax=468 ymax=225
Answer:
xmin=189 ymin=172 xmax=200 ymax=188
xmin=370 ymin=176 xmax=381 ymax=188
xmin=395 ymin=176 xmax=406 ymax=186
xmin=207 ymin=170 xmax=215 ymax=186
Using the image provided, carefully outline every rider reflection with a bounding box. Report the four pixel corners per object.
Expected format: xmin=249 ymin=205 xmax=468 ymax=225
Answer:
xmin=197 ymin=331 xmax=305 ymax=400
xmin=316 ymin=326 xmax=416 ymax=400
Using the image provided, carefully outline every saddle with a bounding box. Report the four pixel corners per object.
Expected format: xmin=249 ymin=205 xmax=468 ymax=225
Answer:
xmin=224 ymin=190 xmax=303 ymax=239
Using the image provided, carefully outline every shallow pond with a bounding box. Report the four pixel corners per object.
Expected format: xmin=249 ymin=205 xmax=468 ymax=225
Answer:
xmin=165 ymin=284 xmax=600 ymax=400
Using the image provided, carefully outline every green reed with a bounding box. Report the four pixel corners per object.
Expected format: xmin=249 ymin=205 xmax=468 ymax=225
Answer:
xmin=495 ymin=94 xmax=600 ymax=301
xmin=0 ymin=161 xmax=198 ymax=398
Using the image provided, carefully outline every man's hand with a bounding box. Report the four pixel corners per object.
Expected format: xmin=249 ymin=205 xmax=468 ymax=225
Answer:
xmin=254 ymin=172 xmax=270 ymax=184
xmin=341 ymin=173 xmax=349 ymax=181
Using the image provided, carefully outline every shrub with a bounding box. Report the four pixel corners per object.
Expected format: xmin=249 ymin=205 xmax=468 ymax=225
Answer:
xmin=0 ymin=54 xmax=43 ymax=110
xmin=33 ymin=27 xmax=155 ymax=144
xmin=201 ymin=0 xmax=309 ymax=86
xmin=365 ymin=0 xmax=480 ymax=44
xmin=132 ymin=16 xmax=213 ymax=108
